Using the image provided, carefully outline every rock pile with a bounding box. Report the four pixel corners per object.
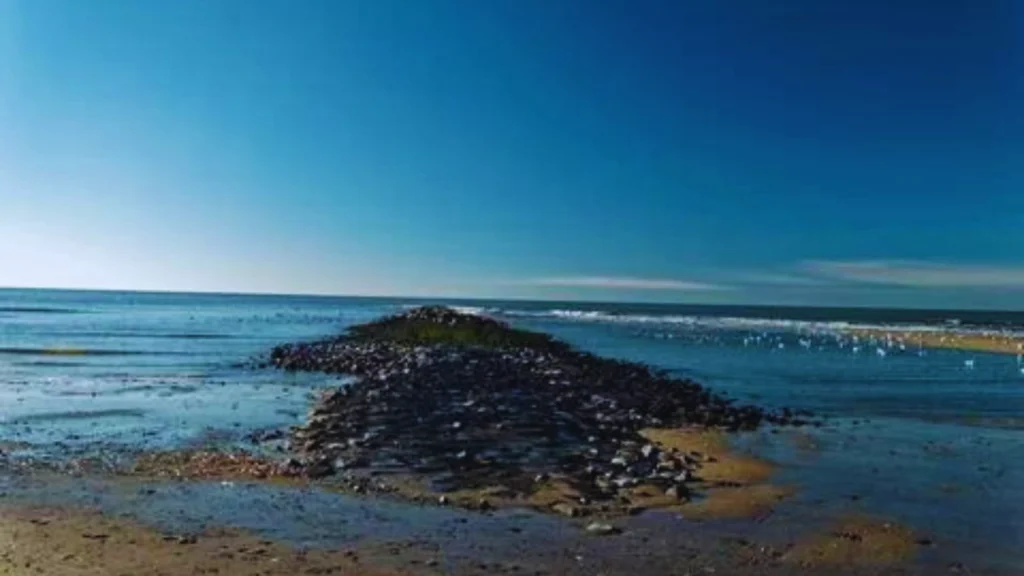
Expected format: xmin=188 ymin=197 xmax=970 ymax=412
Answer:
xmin=269 ymin=306 xmax=806 ymax=503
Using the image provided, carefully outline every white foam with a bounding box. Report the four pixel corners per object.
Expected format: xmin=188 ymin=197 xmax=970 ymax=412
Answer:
xmin=492 ymin=307 xmax=1022 ymax=338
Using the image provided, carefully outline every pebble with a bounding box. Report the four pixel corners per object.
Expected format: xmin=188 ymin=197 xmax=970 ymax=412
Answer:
xmin=584 ymin=522 xmax=622 ymax=536
xmin=665 ymin=484 xmax=687 ymax=501
xmin=551 ymin=502 xmax=579 ymax=518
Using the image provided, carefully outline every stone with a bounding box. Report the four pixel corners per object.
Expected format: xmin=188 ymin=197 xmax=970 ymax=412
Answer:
xmin=305 ymin=459 xmax=335 ymax=479
xmin=551 ymin=502 xmax=579 ymax=518
xmin=611 ymin=476 xmax=637 ymax=488
xmin=277 ymin=458 xmax=302 ymax=475
xmin=665 ymin=484 xmax=688 ymax=501
xmin=333 ymin=456 xmax=367 ymax=470
xmin=585 ymin=522 xmax=621 ymax=536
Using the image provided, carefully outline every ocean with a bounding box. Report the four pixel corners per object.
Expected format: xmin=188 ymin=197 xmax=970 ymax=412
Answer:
xmin=1 ymin=288 xmax=1022 ymax=569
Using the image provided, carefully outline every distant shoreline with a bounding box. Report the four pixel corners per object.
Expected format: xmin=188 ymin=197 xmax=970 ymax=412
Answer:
xmin=844 ymin=327 xmax=1024 ymax=357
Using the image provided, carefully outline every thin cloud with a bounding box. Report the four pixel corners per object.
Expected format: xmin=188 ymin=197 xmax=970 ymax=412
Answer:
xmin=730 ymin=272 xmax=833 ymax=287
xmin=804 ymin=260 xmax=1024 ymax=288
xmin=525 ymin=276 xmax=726 ymax=291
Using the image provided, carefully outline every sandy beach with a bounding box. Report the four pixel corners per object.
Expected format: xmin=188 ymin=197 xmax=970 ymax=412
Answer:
xmin=847 ymin=327 xmax=1024 ymax=357
xmin=0 ymin=505 xmax=403 ymax=576
xmin=0 ymin=484 xmax=929 ymax=576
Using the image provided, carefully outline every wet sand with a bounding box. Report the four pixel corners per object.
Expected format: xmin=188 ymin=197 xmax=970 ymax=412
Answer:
xmin=783 ymin=515 xmax=921 ymax=568
xmin=0 ymin=505 xmax=403 ymax=576
xmin=2 ymin=423 xmax=987 ymax=576
xmin=0 ymin=488 xmax=932 ymax=576
xmin=132 ymin=450 xmax=302 ymax=483
xmin=626 ymin=428 xmax=794 ymax=520
xmin=118 ymin=426 xmax=794 ymax=522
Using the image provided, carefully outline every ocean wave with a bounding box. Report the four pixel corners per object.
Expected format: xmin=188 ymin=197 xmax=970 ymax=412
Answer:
xmin=478 ymin=307 xmax=1016 ymax=336
xmin=407 ymin=304 xmax=1024 ymax=338
xmin=450 ymin=306 xmax=491 ymax=316
xmin=498 ymin=307 xmax=856 ymax=330
xmin=10 ymin=360 xmax=91 ymax=368
xmin=29 ymin=330 xmax=237 ymax=340
xmin=0 ymin=347 xmax=169 ymax=357
xmin=0 ymin=306 xmax=81 ymax=314
xmin=5 ymin=408 xmax=147 ymax=424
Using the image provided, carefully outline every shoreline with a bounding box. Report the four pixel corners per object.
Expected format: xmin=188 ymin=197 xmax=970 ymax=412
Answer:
xmin=0 ymin=503 xmax=405 ymax=576
xmin=111 ymin=425 xmax=794 ymax=522
xmin=0 ymin=473 xmax=932 ymax=576
xmin=0 ymin=304 xmax=1012 ymax=574
xmin=842 ymin=327 xmax=1024 ymax=357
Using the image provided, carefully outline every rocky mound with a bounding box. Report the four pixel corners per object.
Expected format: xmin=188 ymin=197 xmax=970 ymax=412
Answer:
xmin=269 ymin=306 xmax=807 ymax=505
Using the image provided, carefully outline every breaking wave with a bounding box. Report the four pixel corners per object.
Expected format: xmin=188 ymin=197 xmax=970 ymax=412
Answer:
xmin=453 ymin=307 xmax=1020 ymax=337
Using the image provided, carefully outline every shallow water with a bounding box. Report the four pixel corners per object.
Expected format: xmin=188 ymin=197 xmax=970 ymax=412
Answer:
xmin=508 ymin=314 xmax=1024 ymax=569
xmin=0 ymin=473 xmax=793 ymax=576
xmin=1 ymin=288 xmax=1022 ymax=570
xmin=0 ymin=289 xmax=385 ymax=453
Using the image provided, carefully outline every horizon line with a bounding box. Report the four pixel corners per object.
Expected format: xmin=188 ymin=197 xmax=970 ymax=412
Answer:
xmin=1 ymin=284 xmax=1021 ymax=314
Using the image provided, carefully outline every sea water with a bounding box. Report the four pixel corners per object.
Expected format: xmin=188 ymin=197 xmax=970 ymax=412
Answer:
xmin=0 ymin=289 xmax=1021 ymax=568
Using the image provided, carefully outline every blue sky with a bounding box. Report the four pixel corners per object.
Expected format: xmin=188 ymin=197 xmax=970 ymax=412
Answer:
xmin=1 ymin=0 xmax=1022 ymax=308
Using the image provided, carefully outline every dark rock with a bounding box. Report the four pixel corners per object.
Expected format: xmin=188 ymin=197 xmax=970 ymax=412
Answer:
xmin=665 ymin=484 xmax=688 ymax=501
xmin=267 ymin=306 xmax=804 ymax=507
xmin=305 ymin=459 xmax=335 ymax=479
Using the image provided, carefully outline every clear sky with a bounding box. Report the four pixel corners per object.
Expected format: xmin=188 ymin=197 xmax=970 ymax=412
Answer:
xmin=1 ymin=0 xmax=1022 ymax=308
